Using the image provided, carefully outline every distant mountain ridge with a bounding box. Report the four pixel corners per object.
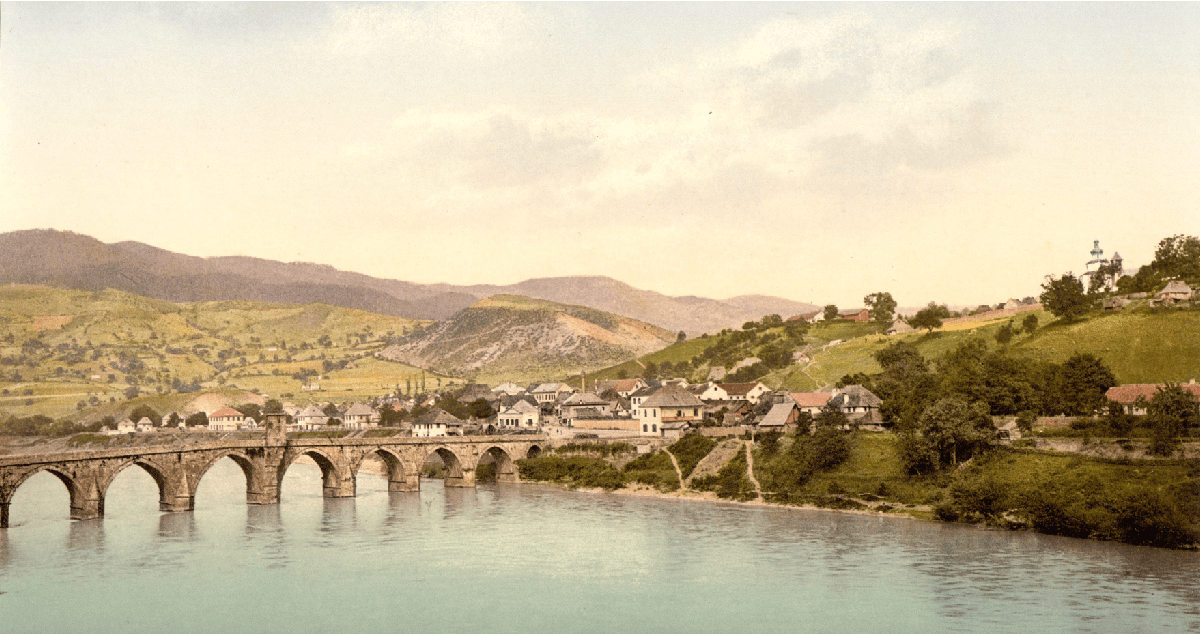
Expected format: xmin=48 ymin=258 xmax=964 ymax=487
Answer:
xmin=0 ymin=229 xmax=818 ymax=334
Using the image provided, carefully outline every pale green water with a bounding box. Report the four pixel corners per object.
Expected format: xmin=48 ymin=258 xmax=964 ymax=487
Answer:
xmin=1 ymin=459 xmax=1197 ymax=633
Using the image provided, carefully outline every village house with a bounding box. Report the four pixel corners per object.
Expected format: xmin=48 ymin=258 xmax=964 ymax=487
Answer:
xmin=136 ymin=417 xmax=156 ymax=433
xmin=704 ymin=382 xmax=770 ymax=405
xmin=788 ymin=311 xmax=823 ymax=324
xmin=412 ymin=410 xmax=464 ymax=437
xmin=837 ymin=308 xmax=871 ymax=322
xmin=342 ymin=403 xmax=377 ymax=430
xmin=636 ymin=386 xmax=705 ymax=436
xmin=558 ymin=392 xmax=613 ymax=421
xmin=497 ymin=399 xmax=541 ymax=431
xmin=530 ymin=382 xmax=575 ymax=405
xmin=758 ymin=402 xmax=800 ymax=433
xmin=704 ymin=399 xmax=751 ymax=425
xmin=594 ymin=378 xmax=647 ymax=398
xmin=1105 ymin=382 xmax=1201 ymax=415
xmin=1154 ymin=280 xmax=1196 ymax=304
xmin=293 ymin=405 xmax=328 ymax=431
xmin=115 ymin=418 xmax=137 ymax=434
xmin=790 ymin=392 xmax=832 ymax=415
xmin=491 ymin=382 xmax=527 ymax=396
xmin=207 ymin=407 xmax=245 ymax=432
xmin=828 ymin=385 xmax=882 ymax=419
xmin=628 ymin=384 xmax=659 ymax=410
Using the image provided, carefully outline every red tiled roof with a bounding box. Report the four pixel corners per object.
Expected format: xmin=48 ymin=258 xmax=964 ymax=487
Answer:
xmin=210 ymin=407 xmax=244 ymax=418
xmin=790 ymin=392 xmax=831 ymax=408
xmin=1105 ymin=383 xmax=1200 ymax=404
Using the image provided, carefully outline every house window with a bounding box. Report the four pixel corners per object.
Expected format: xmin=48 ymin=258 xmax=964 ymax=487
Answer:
xmin=652 ymin=424 xmax=657 ymax=432
xmin=642 ymin=424 xmax=648 ymax=432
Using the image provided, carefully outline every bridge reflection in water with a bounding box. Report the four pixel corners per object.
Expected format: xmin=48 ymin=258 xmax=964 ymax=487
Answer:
xmin=0 ymin=417 xmax=545 ymax=529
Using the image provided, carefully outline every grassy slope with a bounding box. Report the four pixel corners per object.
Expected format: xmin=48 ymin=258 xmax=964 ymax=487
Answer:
xmin=0 ymin=284 xmax=441 ymax=419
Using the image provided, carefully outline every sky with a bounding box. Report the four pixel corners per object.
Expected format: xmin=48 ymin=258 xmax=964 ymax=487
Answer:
xmin=1 ymin=3 xmax=1197 ymax=308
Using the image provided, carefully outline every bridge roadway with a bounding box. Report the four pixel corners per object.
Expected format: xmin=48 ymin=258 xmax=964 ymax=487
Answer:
xmin=0 ymin=424 xmax=547 ymax=528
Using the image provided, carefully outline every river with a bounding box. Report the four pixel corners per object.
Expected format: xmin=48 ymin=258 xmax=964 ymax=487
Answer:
xmin=1 ymin=459 xmax=1196 ymax=633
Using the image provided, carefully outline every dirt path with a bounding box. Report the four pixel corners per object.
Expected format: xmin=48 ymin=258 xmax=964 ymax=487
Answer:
xmin=662 ymin=448 xmax=685 ymax=490
xmin=744 ymin=441 xmax=763 ymax=502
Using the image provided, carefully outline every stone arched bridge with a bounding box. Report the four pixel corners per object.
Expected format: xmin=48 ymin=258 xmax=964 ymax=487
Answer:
xmin=0 ymin=429 xmax=547 ymax=529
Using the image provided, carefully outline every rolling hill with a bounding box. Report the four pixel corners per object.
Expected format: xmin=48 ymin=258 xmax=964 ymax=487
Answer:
xmin=378 ymin=295 xmax=677 ymax=383
xmin=0 ymin=229 xmax=817 ymax=334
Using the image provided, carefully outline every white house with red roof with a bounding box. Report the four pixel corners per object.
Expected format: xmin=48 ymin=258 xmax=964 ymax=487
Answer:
xmin=635 ymin=386 xmax=704 ymax=436
xmin=1105 ymin=382 xmax=1200 ymax=415
xmin=208 ymin=406 xmax=246 ymax=432
xmin=703 ymin=382 xmax=770 ymax=405
xmin=790 ymin=392 xmax=832 ymax=415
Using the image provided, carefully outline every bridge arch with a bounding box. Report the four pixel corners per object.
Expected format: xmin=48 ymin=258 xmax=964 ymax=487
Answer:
xmin=476 ymin=445 xmax=519 ymax=483
xmin=282 ymin=447 xmax=355 ymax=499
xmin=354 ymin=447 xmax=418 ymax=493
xmin=1 ymin=466 xmax=84 ymax=527
xmin=191 ymin=451 xmax=259 ymax=501
xmin=102 ymin=458 xmax=174 ymax=514
xmin=423 ymin=446 xmax=471 ymax=487
xmin=525 ymin=443 xmax=543 ymax=459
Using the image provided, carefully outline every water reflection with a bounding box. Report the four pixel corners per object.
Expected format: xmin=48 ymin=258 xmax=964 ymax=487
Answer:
xmin=382 ymin=492 xmax=422 ymax=530
xmin=66 ymin=518 xmax=105 ymax=553
xmin=320 ymin=497 xmax=357 ymax=534
xmin=156 ymin=512 xmax=197 ymax=542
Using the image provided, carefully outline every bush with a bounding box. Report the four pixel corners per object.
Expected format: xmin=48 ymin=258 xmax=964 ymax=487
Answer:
xmin=622 ymin=451 xmax=680 ymax=492
xmin=666 ymin=434 xmax=718 ymax=478
xmin=516 ymin=456 xmax=624 ymax=490
xmin=692 ymin=450 xmax=755 ymax=501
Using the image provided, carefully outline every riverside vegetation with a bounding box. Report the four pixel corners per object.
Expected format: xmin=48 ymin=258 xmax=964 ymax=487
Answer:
xmin=517 ymin=426 xmax=1198 ymax=549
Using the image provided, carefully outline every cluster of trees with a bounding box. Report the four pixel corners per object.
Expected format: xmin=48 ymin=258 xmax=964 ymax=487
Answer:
xmin=847 ymin=340 xmax=1124 ymax=472
xmin=1117 ymin=234 xmax=1200 ymax=294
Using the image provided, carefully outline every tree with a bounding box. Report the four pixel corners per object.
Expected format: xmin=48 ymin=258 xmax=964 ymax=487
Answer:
xmin=186 ymin=412 xmax=208 ymax=427
xmin=1057 ymin=353 xmax=1116 ymax=416
xmin=263 ymin=399 xmax=283 ymax=414
xmin=128 ymin=404 xmax=160 ymax=423
xmin=1088 ymin=260 xmax=1124 ymax=295
xmin=1148 ymin=383 xmax=1199 ymax=456
xmin=642 ymin=361 xmax=658 ymax=380
xmin=822 ymin=304 xmax=839 ymax=322
xmin=908 ymin=303 xmax=951 ymax=332
xmin=322 ymin=403 xmax=340 ymax=417
xmin=1021 ymin=313 xmax=1039 ymax=334
xmin=761 ymin=314 xmax=784 ymax=328
xmin=676 ymin=331 xmax=687 ymax=343
xmin=123 ymin=386 xmax=140 ymax=400
xmin=915 ymin=397 xmax=998 ymax=468
xmin=1039 ymin=273 xmax=1090 ymax=321
xmin=1151 ymin=235 xmax=1200 ymax=286
xmin=994 ymin=321 xmax=1016 ymax=346
xmin=863 ymin=292 xmax=897 ymax=327
xmin=166 ymin=412 xmax=182 ymax=428
xmin=236 ymin=403 xmax=264 ymax=423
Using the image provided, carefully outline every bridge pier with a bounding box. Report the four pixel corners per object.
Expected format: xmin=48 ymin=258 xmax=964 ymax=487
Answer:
xmin=389 ymin=473 xmax=420 ymax=493
xmin=160 ymin=494 xmax=195 ymax=513
xmin=445 ymin=469 xmax=476 ymax=488
xmin=324 ymin=475 xmax=356 ymax=498
xmin=70 ymin=496 xmax=103 ymax=522
xmin=0 ymin=502 xmax=8 ymax=529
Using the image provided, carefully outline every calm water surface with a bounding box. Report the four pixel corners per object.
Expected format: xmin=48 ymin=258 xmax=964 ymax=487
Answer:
xmin=1 ymin=460 xmax=1197 ymax=633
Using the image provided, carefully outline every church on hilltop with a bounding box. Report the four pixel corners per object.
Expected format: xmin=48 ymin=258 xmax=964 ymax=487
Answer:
xmin=1080 ymin=240 xmax=1122 ymax=293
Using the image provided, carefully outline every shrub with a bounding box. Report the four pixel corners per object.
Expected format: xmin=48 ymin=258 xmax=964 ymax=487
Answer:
xmin=666 ymin=434 xmax=718 ymax=478
xmin=692 ymin=450 xmax=755 ymax=501
xmin=516 ymin=456 xmax=624 ymax=490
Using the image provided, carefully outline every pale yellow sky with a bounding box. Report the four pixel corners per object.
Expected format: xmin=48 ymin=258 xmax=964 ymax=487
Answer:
xmin=1 ymin=3 xmax=1197 ymax=307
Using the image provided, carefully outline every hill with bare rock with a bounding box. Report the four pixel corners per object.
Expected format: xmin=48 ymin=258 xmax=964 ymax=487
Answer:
xmin=378 ymin=295 xmax=677 ymax=383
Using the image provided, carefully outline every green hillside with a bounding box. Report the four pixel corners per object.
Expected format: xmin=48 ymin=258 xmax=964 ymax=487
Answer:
xmin=0 ymin=284 xmax=454 ymax=420
xmin=581 ymin=305 xmax=1199 ymax=391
